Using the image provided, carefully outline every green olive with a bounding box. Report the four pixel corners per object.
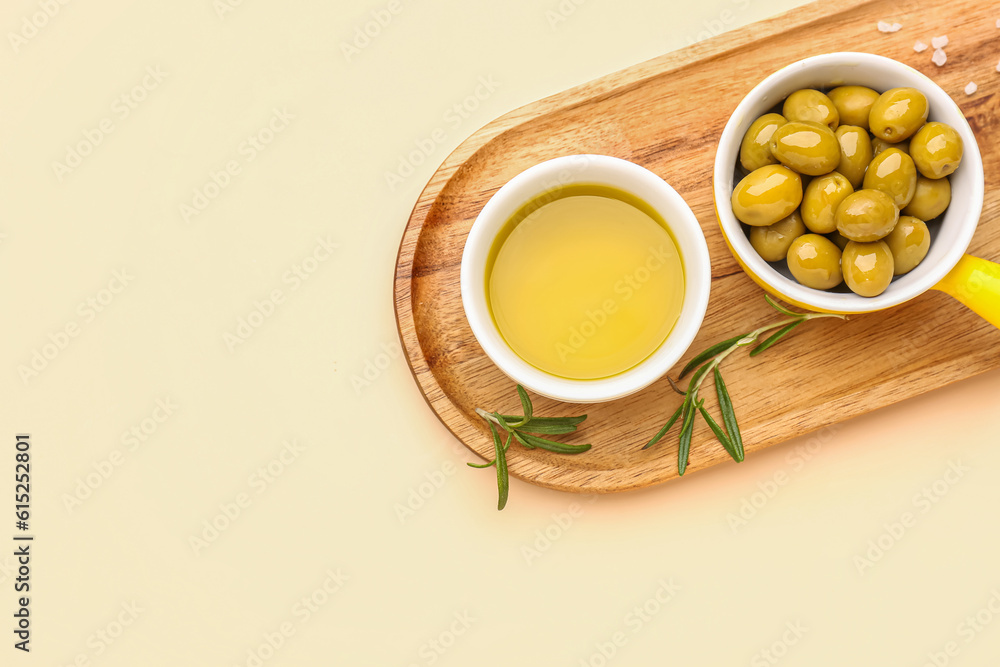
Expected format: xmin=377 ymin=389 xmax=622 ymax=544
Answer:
xmin=827 ymin=231 xmax=851 ymax=251
xmin=835 ymin=125 xmax=873 ymax=188
xmin=786 ymin=234 xmax=843 ymax=290
xmin=909 ymin=121 xmax=963 ymax=179
xmin=731 ymin=164 xmax=803 ymax=226
xmin=884 ymin=216 xmax=931 ymax=275
xmin=740 ymin=113 xmax=787 ymax=172
xmin=862 ymin=148 xmax=917 ymax=208
xmin=869 ymin=87 xmax=929 ymax=143
xmin=835 ymin=189 xmax=899 ymax=242
xmin=769 ymin=121 xmax=841 ymax=176
xmin=802 ymin=172 xmax=854 ymax=234
xmin=749 ymin=210 xmax=806 ymax=262
xmin=842 ymin=241 xmax=895 ymax=297
xmin=902 ymin=176 xmax=951 ymax=220
xmin=827 ymin=86 xmax=880 ymax=130
xmin=782 ymin=89 xmax=839 ymax=130
xmin=872 ymin=136 xmax=909 ymax=159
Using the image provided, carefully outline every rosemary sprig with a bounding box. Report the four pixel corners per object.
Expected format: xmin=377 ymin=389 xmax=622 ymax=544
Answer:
xmin=471 ymin=386 xmax=590 ymax=510
xmin=644 ymin=296 xmax=848 ymax=474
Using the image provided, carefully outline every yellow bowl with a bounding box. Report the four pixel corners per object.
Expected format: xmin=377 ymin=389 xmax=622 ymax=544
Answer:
xmin=713 ymin=52 xmax=1000 ymax=328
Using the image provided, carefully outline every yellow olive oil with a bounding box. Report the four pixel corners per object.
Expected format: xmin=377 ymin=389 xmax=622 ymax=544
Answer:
xmin=486 ymin=184 xmax=685 ymax=380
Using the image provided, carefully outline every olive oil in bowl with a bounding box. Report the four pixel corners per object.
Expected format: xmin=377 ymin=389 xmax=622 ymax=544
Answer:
xmin=486 ymin=184 xmax=685 ymax=380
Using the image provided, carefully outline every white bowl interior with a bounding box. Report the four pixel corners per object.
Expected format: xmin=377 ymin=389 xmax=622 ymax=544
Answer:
xmin=461 ymin=155 xmax=711 ymax=403
xmin=713 ymin=52 xmax=985 ymax=313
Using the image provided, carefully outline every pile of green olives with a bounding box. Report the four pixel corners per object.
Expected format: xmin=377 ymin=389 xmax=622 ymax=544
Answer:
xmin=733 ymin=84 xmax=963 ymax=297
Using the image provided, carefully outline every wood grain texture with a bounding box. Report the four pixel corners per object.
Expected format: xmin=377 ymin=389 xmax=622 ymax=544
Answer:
xmin=393 ymin=0 xmax=1000 ymax=494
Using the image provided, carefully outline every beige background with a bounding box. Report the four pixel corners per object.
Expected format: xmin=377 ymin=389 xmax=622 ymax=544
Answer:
xmin=3 ymin=0 xmax=1000 ymax=664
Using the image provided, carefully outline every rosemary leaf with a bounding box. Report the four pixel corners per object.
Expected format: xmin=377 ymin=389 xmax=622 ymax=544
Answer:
xmin=500 ymin=415 xmax=586 ymax=435
xmin=517 ymin=423 xmax=580 ymax=436
xmin=688 ymin=360 xmax=714 ymax=393
xmin=679 ymin=334 xmax=747 ymax=379
xmin=677 ymin=398 xmax=699 ymax=476
xmin=473 ymin=387 xmax=589 ymax=511
xmin=515 ymin=431 xmax=591 ymax=454
xmin=714 ymin=368 xmax=744 ymax=461
xmin=644 ymin=296 xmax=849 ymax=470
xmin=511 ymin=430 xmax=535 ymax=450
xmin=508 ymin=385 xmax=533 ymax=427
xmin=489 ymin=421 xmax=509 ymax=511
xmin=643 ymin=405 xmax=683 ymax=450
xmin=764 ymin=294 xmax=802 ymax=318
xmin=492 ymin=412 xmax=516 ymax=434
xmin=749 ymin=319 xmax=806 ymax=357
xmin=698 ymin=402 xmax=741 ymax=463
xmin=517 ymin=385 xmax=533 ymax=417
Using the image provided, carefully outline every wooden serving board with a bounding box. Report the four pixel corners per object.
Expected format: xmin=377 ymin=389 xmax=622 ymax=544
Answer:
xmin=393 ymin=0 xmax=1000 ymax=494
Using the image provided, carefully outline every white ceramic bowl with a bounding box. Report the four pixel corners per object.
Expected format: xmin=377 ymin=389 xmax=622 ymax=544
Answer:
xmin=714 ymin=52 xmax=991 ymax=317
xmin=460 ymin=155 xmax=711 ymax=403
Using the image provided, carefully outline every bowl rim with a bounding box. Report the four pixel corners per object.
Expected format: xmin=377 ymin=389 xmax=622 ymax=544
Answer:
xmin=712 ymin=51 xmax=985 ymax=313
xmin=460 ymin=154 xmax=711 ymax=403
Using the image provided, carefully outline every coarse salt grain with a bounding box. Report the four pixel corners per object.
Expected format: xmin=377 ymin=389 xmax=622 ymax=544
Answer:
xmin=965 ymin=82 xmax=978 ymax=95
xmin=877 ymin=20 xmax=902 ymax=33
xmin=996 ymin=19 xmax=1000 ymax=28
xmin=932 ymin=48 xmax=947 ymax=66
xmin=914 ymin=40 xmax=928 ymax=52
xmin=996 ymin=58 xmax=1000 ymax=72
xmin=931 ymin=35 xmax=949 ymax=48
